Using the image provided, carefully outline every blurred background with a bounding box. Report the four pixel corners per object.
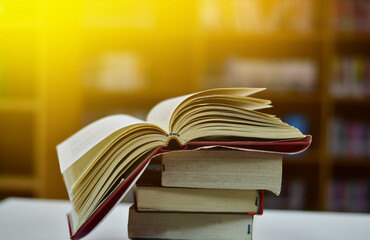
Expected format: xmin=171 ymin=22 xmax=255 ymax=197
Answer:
xmin=0 ymin=0 xmax=370 ymax=213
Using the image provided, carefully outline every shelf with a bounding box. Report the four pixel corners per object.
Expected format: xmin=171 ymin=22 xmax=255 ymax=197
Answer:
xmin=335 ymin=33 xmax=370 ymax=43
xmin=284 ymin=158 xmax=319 ymax=166
xmin=257 ymin=91 xmax=321 ymax=104
xmin=333 ymin=159 xmax=370 ymax=167
xmin=332 ymin=98 xmax=370 ymax=106
xmin=332 ymin=160 xmax=370 ymax=179
xmin=206 ymin=38 xmax=323 ymax=59
xmin=284 ymin=150 xmax=320 ymax=165
xmin=0 ymin=175 xmax=35 ymax=192
xmin=83 ymin=88 xmax=185 ymax=110
xmin=82 ymin=28 xmax=196 ymax=48
xmin=334 ymin=37 xmax=370 ymax=54
xmin=206 ymin=31 xmax=322 ymax=43
xmin=0 ymin=99 xmax=38 ymax=113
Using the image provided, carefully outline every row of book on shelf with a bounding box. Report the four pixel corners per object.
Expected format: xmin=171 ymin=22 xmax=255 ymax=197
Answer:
xmin=7 ymin=51 xmax=370 ymax=101
xmin=74 ymin=53 xmax=370 ymax=100
xmin=328 ymin=179 xmax=370 ymax=213
xmin=83 ymin=54 xmax=369 ymax=100
xmin=82 ymin=0 xmax=370 ymax=34
xmin=331 ymin=57 xmax=370 ymax=99
xmin=6 ymin=54 xmax=370 ymax=100
xmin=332 ymin=0 xmax=370 ymax=32
xmin=81 ymin=0 xmax=314 ymax=32
xmin=85 ymin=53 xmax=370 ymax=99
xmin=83 ymin=53 xmax=318 ymax=94
xmin=329 ymin=117 xmax=370 ymax=159
xmin=215 ymin=58 xmax=317 ymax=92
xmin=6 ymin=0 xmax=370 ymax=33
xmin=199 ymin=0 xmax=313 ymax=33
xmin=7 ymin=0 xmax=370 ymax=34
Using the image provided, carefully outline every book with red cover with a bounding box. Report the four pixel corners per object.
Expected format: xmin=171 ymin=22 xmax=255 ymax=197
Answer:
xmin=67 ymin=135 xmax=311 ymax=240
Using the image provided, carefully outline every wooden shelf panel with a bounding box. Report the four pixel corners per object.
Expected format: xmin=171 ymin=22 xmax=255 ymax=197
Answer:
xmin=83 ymin=88 xmax=191 ymax=110
xmin=206 ymin=31 xmax=322 ymax=43
xmin=335 ymin=33 xmax=370 ymax=43
xmin=332 ymin=98 xmax=370 ymax=106
xmin=257 ymin=91 xmax=322 ymax=104
xmin=0 ymin=175 xmax=36 ymax=192
xmin=332 ymin=159 xmax=370 ymax=167
xmin=283 ymin=158 xmax=319 ymax=166
xmin=283 ymin=148 xmax=320 ymax=164
xmin=0 ymin=99 xmax=39 ymax=113
xmin=331 ymin=161 xmax=370 ymax=179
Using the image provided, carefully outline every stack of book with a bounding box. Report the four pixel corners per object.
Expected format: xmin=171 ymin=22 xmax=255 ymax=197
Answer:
xmin=56 ymin=88 xmax=310 ymax=239
xmin=128 ymin=148 xmax=283 ymax=240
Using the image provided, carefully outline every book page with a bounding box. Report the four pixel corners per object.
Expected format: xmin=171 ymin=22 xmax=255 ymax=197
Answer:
xmin=146 ymin=88 xmax=265 ymax=133
xmin=146 ymin=94 xmax=190 ymax=133
xmin=57 ymin=115 xmax=146 ymax=173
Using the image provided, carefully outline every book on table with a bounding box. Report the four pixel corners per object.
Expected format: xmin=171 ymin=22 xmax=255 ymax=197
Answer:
xmin=56 ymin=88 xmax=311 ymax=240
xmin=132 ymin=148 xmax=286 ymax=240
xmin=128 ymin=205 xmax=254 ymax=240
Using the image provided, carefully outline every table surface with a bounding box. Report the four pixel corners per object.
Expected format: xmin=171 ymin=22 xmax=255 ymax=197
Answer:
xmin=1 ymin=198 xmax=370 ymax=240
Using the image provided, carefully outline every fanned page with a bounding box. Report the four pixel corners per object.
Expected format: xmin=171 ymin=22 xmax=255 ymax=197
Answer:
xmin=146 ymin=94 xmax=190 ymax=133
xmin=57 ymin=114 xmax=168 ymax=232
xmin=58 ymin=115 xmax=146 ymax=173
xmin=146 ymin=88 xmax=266 ymax=135
xmin=147 ymin=88 xmax=304 ymax=144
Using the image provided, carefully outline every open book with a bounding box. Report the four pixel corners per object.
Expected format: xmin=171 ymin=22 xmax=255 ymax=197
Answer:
xmin=57 ymin=88 xmax=310 ymax=239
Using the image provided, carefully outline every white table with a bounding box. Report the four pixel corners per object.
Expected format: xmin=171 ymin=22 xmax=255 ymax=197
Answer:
xmin=0 ymin=198 xmax=369 ymax=240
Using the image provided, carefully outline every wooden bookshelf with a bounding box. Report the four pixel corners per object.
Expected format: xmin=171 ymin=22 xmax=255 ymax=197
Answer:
xmin=0 ymin=99 xmax=39 ymax=112
xmin=0 ymin=175 xmax=36 ymax=192
xmin=1 ymin=0 xmax=369 ymax=212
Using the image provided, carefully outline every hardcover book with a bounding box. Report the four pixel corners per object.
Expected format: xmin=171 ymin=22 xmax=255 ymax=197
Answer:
xmin=135 ymin=166 xmax=264 ymax=214
xmin=128 ymin=205 xmax=254 ymax=240
xmin=161 ymin=149 xmax=283 ymax=194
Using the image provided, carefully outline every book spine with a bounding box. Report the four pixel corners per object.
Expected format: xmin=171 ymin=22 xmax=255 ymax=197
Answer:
xmin=259 ymin=190 xmax=264 ymax=215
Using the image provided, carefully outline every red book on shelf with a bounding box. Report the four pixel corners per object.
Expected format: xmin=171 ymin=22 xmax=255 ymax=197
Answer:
xmin=67 ymin=135 xmax=311 ymax=240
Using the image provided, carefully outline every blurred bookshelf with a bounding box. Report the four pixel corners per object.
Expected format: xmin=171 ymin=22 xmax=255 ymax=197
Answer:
xmin=0 ymin=0 xmax=370 ymax=213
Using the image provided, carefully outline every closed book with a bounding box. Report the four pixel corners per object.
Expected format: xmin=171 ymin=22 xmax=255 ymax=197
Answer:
xmin=161 ymin=149 xmax=283 ymax=195
xmin=135 ymin=170 xmax=263 ymax=214
xmin=128 ymin=205 xmax=254 ymax=240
